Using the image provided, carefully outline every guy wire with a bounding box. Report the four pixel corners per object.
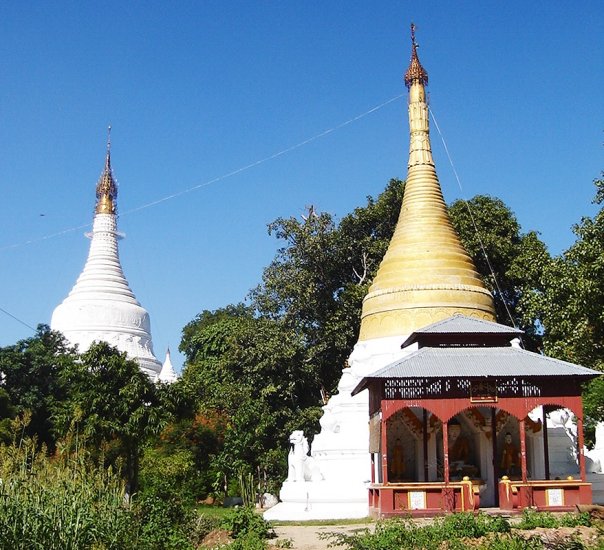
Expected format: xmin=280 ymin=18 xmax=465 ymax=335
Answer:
xmin=428 ymin=106 xmax=520 ymax=334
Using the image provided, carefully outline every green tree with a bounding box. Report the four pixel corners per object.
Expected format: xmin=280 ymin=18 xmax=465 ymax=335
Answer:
xmin=449 ymin=195 xmax=550 ymax=350
xmin=519 ymin=173 xmax=604 ymax=427
xmin=180 ymin=306 xmax=322 ymax=487
xmin=0 ymin=388 xmax=17 ymax=444
xmin=53 ymin=342 xmax=165 ymax=493
xmin=528 ymin=174 xmax=604 ymax=369
xmin=251 ymin=178 xmax=405 ymax=394
xmin=0 ymin=325 xmax=75 ymax=450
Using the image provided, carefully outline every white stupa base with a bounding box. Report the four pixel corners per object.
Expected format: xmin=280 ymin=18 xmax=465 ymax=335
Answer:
xmin=263 ymin=480 xmax=369 ymax=520
xmin=265 ymin=335 xmax=413 ymax=521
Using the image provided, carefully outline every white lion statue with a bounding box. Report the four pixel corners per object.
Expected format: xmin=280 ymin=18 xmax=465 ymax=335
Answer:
xmin=287 ymin=430 xmax=323 ymax=482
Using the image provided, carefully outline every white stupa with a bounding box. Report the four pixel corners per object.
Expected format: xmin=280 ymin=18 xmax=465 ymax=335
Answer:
xmin=51 ymin=131 xmax=162 ymax=378
xmin=158 ymin=349 xmax=179 ymax=384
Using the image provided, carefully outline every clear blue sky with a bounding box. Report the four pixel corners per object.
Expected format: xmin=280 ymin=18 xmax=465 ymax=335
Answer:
xmin=1 ymin=2 xmax=603 ymax=371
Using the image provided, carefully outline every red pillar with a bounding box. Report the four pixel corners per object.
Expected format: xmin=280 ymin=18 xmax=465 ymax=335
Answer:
xmin=443 ymin=421 xmax=450 ymax=484
xmin=519 ymin=418 xmax=528 ymax=483
xmin=381 ymin=417 xmax=389 ymax=485
xmin=423 ymin=409 xmax=429 ymax=482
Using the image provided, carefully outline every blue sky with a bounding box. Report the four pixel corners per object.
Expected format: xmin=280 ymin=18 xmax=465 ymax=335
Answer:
xmin=1 ymin=2 xmax=603 ymax=371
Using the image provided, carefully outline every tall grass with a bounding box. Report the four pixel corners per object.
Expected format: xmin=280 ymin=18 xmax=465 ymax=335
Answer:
xmin=0 ymin=433 xmax=139 ymax=549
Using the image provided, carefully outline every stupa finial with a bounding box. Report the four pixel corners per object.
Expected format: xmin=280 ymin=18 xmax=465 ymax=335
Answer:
xmin=105 ymin=125 xmax=112 ymax=169
xmin=404 ymin=22 xmax=428 ymax=89
xmin=95 ymin=126 xmax=118 ymax=215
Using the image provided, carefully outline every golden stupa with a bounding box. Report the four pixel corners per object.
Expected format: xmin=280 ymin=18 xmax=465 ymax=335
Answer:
xmin=358 ymin=25 xmax=496 ymax=341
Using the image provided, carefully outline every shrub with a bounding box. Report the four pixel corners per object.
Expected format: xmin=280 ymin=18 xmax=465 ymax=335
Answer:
xmin=480 ymin=533 xmax=544 ymax=550
xmin=0 ymin=436 xmax=207 ymax=550
xmin=0 ymin=437 xmax=139 ymax=549
xmin=325 ymin=513 xmax=512 ymax=550
xmin=221 ymin=506 xmax=275 ymax=540
xmin=187 ymin=512 xmax=223 ymax=546
xmin=516 ymin=509 xmax=592 ymax=530
xmin=229 ymin=531 xmax=268 ymax=550
xmin=135 ymin=493 xmax=194 ymax=550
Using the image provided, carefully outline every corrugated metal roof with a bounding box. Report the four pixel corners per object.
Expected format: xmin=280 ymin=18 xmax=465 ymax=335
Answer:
xmin=370 ymin=347 xmax=599 ymax=379
xmin=413 ymin=315 xmax=523 ymax=335
xmin=352 ymin=346 xmax=600 ymax=396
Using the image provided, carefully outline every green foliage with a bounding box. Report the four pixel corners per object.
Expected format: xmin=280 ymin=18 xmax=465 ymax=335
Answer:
xmin=0 ymin=432 xmax=214 ymax=550
xmin=142 ymin=410 xmax=224 ymax=500
xmin=139 ymin=446 xmax=199 ymax=507
xmin=238 ymin=468 xmax=257 ymax=507
xmin=516 ymin=509 xmax=591 ymax=530
xmin=220 ymin=506 xmax=275 ymax=540
xmin=325 ymin=513 xmax=512 ymax=550
xmin=181 ymin=306 xmax=320 ymax=485
xmin=0 ymin=387 xmax=16 ymax=444
xmin=0 ymin=325 xmax=76 ymax=450
xmin=52 ymin=342 xmax=166 ymax=493
xmin=449 ymin=195 xmax=550 ymax=350
xmin=135 ymin=494 xmax=194 ymax=550
xmin=323 ymin=513 xmax=598 ymax=550
xmin=479 ymin=534 xmax=544 ymax=550
xmin=0 ymin=435 xmax=138 ymax=550
xmin=251 ymin=179 xmax=405 ymax=395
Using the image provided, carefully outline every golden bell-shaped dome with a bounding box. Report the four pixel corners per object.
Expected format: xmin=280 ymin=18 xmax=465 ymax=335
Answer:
xmin=358 ymin=26 xmax=496 ymax=341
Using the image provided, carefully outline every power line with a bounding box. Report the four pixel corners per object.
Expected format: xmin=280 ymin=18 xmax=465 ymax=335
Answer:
xmin=0 ymin=306 xmax=37 ymax=333
xmin=428 ymin=106 xmax=519 ymax=333
xmin=1 ymin=93 xmax=405 ymax=252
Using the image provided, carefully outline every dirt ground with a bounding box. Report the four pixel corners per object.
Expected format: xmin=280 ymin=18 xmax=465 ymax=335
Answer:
xmin=272 ymin=523 xmax=373 ymax=550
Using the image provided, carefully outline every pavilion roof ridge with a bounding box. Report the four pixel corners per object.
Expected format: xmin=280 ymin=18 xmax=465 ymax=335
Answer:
xmin=415 ymin=314 xmax=522 ymax=334
xmin=352 ymin=346 xmax=600 ymax=396
xmin=401 ymin=314 xmax=523 ymax=349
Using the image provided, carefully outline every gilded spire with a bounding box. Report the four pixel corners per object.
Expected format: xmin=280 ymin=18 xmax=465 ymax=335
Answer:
xmin=404 ymin=23 xmax=428 ymax=89
xmin=358 ymin=26 xmax=495 ymax=341
xmin=95 ymin=126 xmax=118 ymax=215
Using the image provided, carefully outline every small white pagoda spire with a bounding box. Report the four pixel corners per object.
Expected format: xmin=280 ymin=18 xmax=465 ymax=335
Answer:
xmin=158 ymin=348 xmax=179 ymax=384
xmin=51 ymin=130 xmax=162 ymax=378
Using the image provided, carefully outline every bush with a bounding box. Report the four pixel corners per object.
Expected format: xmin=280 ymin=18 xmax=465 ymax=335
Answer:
xmin=187 ymin=512 xmax=223 ymax=546
xmin=0 ymin=436 xmax=209 ymax=550
xmin=325 ymin=513 xmax=512 ymax=550
xmin=439 ymin=511 xmax=511 ymax=539
xmin=229 ymin=531 xmax=268 ymax=550
xmin=139 ymin=446 xmax=200 ymax=505
xmin=516 ymin=509 xmax=592 ymax=530
xmin=480 ymin=533 xmax=544 ymax=550
xmin=135 ymin=494 xmax=194 ymax=550
xmin=0 ymin=438 xmax=139 ymax=549
xmin=221 ymin=506 xmax=275 ymax=540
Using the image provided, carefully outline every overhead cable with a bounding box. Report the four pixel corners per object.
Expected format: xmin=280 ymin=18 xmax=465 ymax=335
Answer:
xmin=1 ymin=93 xmax=405 ymax=252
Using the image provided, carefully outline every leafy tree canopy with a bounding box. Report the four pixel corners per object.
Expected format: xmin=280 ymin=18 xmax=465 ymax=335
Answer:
xmin=449 ymin=195 xmax=550 ymax=350
xmin=526 ymin=173 xmax=604 ymax=370
xmin=52 ymin=341 xmax=166 ymax=492
xmin=180 ymin=306 xmax=321 ymax=483
xmin=0 ymin=325 xmax=76 ymax=450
